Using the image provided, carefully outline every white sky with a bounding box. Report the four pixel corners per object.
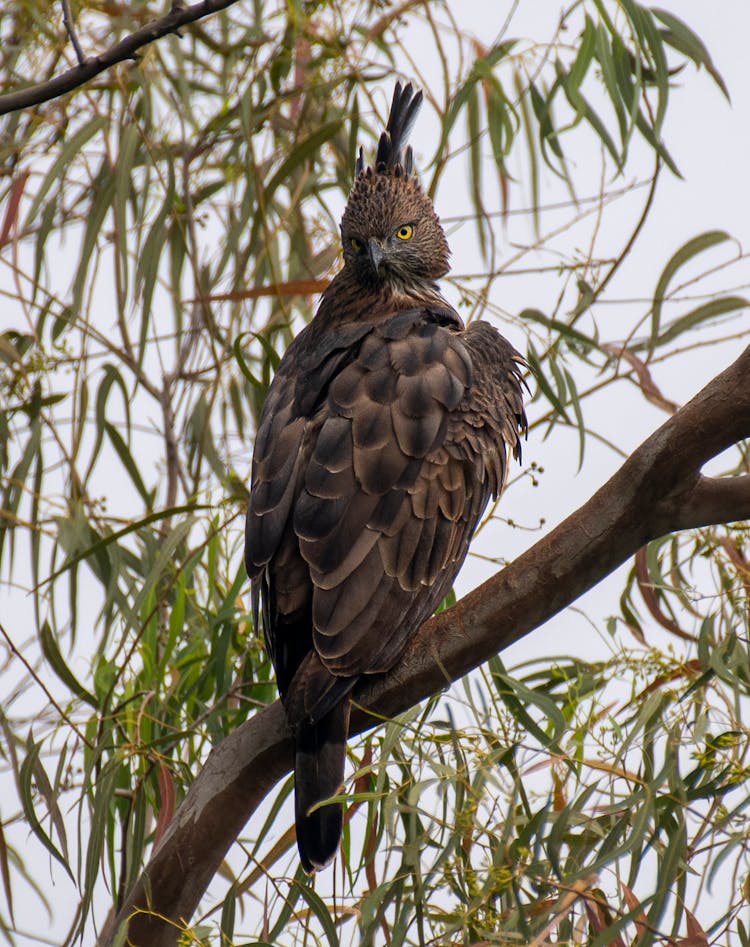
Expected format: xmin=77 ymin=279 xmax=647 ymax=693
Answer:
xmin=0 ymin=1 xmax=748 ymax=944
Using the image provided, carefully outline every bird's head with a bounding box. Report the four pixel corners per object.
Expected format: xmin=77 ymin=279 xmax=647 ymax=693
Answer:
xmin=340 ymin=83 xmax=450 ymax=292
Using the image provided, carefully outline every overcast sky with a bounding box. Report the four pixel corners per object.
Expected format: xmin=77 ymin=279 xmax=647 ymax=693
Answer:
xmin=0 ymin=2 xmax=748 ymax=943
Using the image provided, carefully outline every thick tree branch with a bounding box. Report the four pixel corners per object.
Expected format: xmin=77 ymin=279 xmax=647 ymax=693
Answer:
xmin=99 ymin=344 xmax=750 ymax=947
xmin=0 ymin=0 xmax=243 ymax=116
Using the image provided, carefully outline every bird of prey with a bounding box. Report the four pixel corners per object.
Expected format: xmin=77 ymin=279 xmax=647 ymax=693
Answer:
xmin=245 ymin=82 xmax=527 ymax=873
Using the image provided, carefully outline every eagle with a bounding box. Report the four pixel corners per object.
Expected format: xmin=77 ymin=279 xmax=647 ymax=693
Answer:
xmin=246 ymin=82 xmax=527 ymax=872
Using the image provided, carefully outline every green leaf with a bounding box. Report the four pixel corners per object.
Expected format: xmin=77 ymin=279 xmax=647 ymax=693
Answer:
xmin=557 ymin=58 xmax=621 ymax=169
xmin=19 ymin=738 xmax=73 ymax=881
xmin=433 ymin=41 xmax=517 ymax=164
xmin=649 ymin=230 xmax=733 ymax=348
xmin=526 ymin=342 xmax=571 ymax=424
xmin=569 ymin=17 xmax=597 ymax=94
xmin=529 ymin=80 xmax=564 ymax=164
xmin=80 ymin=758 xmax=120 ymax=936
xmin=0 ymin=813 xmax=14 ymax=928
xmin=433 ymin=69 xmax=479 ymax=164
xmin=104 ymin=420 xmax=153 ymax=510
xmin=251 ymin=774 xmax=294 ymax=858
xmin=219 ymin=881 xmax=237 ymax=943
xmin=160 ymin=573 xmax=186 ymax=675
xmin=660 ymin=295 xmax=750 ymax=346
xmin=233 ymin=330 xmax=282 ymax=393
xmin=290 ymin=881 xmax=340 ymax=947
xmin=130 ymin=518 xmax=194 ymax=624
xmin=488 ymin=656 xmax=567 ymax=753
xmin=39 ymin=620 xmax=97 ymax=706
xmin=85 ymin=363 xmax=131 ymax=487
xmin=114 ymin=123 xmax=141 ymax=301
xmin=515 ymin=69 xmax=540 ymax=235
xmin=71 ymin=160 xmax=116 ymax=314
xmin=636 ymin=5 xmax=670 ymax=134
xmin=435 ymin=587 xmax=456 ymax=615
xmin=595 ymin=23 xmax=628 ymax=147
xmin=520 ymin=308 xmax=597 ymax=350
xmin=267 ymin=867 xmax=306 ymax=941
xmin=32 ymin=200 xmax=57 ymax=308
xmin=653 ymin=8 xmax=729 ymax=99
xmin=0 ymin=420 xmax=40 ymax=568
xmin=24 ymin=115 xmax=107 ymax=227
xmin=39 ymin=504 xmax=207 ymax=589
xmin=136 ymin=160 xmax=176 ymax=377
xmin=466 ymin=82 xmax=487 ymax=258
xmin=563 ymin=367 xmax=586 ymax=472
xmin=609 ymin=30 xmax=640 ymax=149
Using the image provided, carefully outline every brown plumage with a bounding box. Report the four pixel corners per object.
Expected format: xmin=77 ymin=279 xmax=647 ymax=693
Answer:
xmin=245 ymin=82 xmax=527 ymax=873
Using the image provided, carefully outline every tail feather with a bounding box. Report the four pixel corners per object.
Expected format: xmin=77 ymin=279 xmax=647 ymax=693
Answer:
xmin=294 ymin=697 xmax=351 ymax=873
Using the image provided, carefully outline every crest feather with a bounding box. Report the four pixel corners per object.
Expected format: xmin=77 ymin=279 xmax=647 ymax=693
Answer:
xmin=355 ymin=81 xmax=423 ymax=176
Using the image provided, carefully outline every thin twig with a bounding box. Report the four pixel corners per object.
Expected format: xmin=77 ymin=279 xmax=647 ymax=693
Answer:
xmin=60 ymin=0 xmax=86 ymax=67
xmin=595 ymin=155 xmax=661 ymax=302
xmin=0 ymin=621 xmax=93 ymax=749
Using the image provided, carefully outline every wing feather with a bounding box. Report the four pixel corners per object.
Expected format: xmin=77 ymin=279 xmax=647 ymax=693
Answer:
xmin=247 ymin=305 xmax=527 ymax=724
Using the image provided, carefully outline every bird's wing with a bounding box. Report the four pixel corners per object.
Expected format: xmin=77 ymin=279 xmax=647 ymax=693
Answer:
xmin=293 ymin=310 xmax=489 ymax=686
xmin=245 ymin=321 xmax=372 ymax=679
xmin=457 ymin=320 xmax=528 ymax=495
xmin=245 ymin=320 xmax=372 ymax=580
xmin=247 ymin=308 xmax=526 ymax=725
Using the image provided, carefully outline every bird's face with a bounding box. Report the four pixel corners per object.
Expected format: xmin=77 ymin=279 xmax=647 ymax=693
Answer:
xmin=340 ymin=169 xmax=450 ymax=292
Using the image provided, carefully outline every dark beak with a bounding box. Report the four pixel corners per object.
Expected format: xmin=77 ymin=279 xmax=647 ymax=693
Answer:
xmin=367 ymin=239 xmax=385 ymax=272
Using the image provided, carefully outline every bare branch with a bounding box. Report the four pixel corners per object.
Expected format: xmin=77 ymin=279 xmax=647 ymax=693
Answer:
xmin=60 ymin=0 xmax=85 ymax=67
xmin=0 ymin=0 xmax=243 ymax=116
xmin=98 ymin=343 xmax=750 ymax=947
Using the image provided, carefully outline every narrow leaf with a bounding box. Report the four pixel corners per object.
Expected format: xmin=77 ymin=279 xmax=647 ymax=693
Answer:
xmin=0 ymin=169 xmax=29 ymax=250
xmin=650 ymin=230 xmax=732 ymax=347
xmin=24 ymin=115 xmax=107 ymax=227
xmin=264 ymin=120 xmax=342 ymax=202
xmin=290 ymin=880 xmax=340 ymax=947
xmin=104 ymin=420 xmax=153 ymax=509
xmin=72 ymin=161 xmax=116 ymax=313
xmin=39 ymin=620 xmax=97 ymax=706
xmin=153 ymin=760 xmax=175 ymax=847
xmin=655 ymin=295 xmax=748 ymax=348
xmin=18 ymin=739 xmax=73 ymax=880
xmin=0 ymin=816 xmax=14 ymax=927
xmin=653 ymin=8 xmax=729 ymax=99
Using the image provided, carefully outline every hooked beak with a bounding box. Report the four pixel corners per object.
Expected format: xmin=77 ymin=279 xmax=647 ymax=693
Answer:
xmin=367 ymin=239 xmax=386 ymax=272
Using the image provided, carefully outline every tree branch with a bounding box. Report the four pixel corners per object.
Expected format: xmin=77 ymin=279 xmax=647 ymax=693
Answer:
xmin=99 ymin=343 xmax=750 ymax=947
xmin=0 ymin=0 xmax=243 ymax=116
xmin=60 ymin=0 xmax=86 ymax=67
xmin=659 ymin=474 xmax=750 ymax=533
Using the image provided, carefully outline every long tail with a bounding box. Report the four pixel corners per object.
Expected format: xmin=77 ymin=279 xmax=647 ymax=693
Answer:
xmin=294 ymin=696 xmax=351 ymax=873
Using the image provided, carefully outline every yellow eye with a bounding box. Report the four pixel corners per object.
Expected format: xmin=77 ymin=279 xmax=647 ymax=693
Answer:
xmin=396 ymin=225 xmax=413 ymax=240
xmin=350 ymin=237 xmax=362 ymax=252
